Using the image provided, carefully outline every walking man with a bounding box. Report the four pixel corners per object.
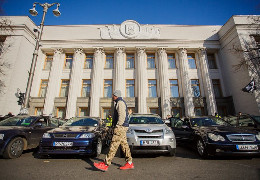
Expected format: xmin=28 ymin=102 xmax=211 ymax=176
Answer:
xmin=94 ymin=90 xmax=134 ymax=171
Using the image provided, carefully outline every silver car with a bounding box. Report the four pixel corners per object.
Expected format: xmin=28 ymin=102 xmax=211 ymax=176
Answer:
xmin=127 ymin=113 xmax=176 ymax=156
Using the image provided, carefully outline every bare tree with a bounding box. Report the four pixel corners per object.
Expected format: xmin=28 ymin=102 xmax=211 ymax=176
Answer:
xmin=230 ymin=16 xmax=260 ymax=90
xmin=0 ymin=18 xmax=13 ymax=93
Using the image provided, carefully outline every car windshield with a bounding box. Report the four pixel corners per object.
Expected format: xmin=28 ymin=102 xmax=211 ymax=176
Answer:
xmin=252 ymin=116 xmax=260 ymax=123
xmin=129 ymin=116 xmax=164 ymax=124
xmin=223 ymin=116 xmax=238 ymax=126
xmin=49 ymin=118 xmax=66 ymax=127
xmin=0 ymin=116 xmax=37 ymax=126
xmin=190 ymin=117 xmax=230 ymax=127
xmin=62 ymin=118 xmax=98 ymax=127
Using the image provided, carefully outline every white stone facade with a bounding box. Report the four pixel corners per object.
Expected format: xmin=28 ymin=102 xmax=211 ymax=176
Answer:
xmin=0 ymin=16 xmax=259 ymax=118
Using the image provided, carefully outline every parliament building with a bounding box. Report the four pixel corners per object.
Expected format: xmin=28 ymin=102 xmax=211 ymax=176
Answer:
xmin=0 ymin=15 xmax=259 ymax=119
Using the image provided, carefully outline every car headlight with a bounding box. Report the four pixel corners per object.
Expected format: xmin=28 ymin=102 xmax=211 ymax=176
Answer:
xmin=127 ymin=128 xmax=133 ymax=134
xmin=164 ymin=127 xmax=173 ymax=134
xmin=208 ymin=133 xmax=225 ymax=141
xmin=0 ymin=134 xmax=4 ymax=140
xmin=256 ymin=133 xmax=260 ymax=141
xmin=79 ymin=133 xmax=94 ymax=138
xmin=42 ymin=133 xmax=51 ymax=138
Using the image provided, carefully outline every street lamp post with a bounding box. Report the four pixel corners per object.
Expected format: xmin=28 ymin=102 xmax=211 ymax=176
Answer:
xmin=21 ymin=2 xmax=60 ymax=114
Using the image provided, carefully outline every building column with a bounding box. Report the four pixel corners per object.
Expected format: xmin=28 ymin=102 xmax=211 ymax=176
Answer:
xmin=43 ymin=48 xmax=65 ymax=116
xmin=178 ymin=48 xmax=195 ymax=117
xmin=114 ymin=47 xmax=126 ymax=97
xmin=89 ymin=48 xmax=105 ymax=117
xmin=198 ymin=48 xmax=217 ymax=116
xmin=136 ymin=48 xmax=147 ymax=113
xmin=157 ymin=48 xmax=171 ymax=119
xmin=65 ymin=48 xmax=85 ymax=119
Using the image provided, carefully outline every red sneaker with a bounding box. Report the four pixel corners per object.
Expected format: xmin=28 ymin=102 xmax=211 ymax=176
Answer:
xmin=94 ymin=162 xmax=108 ymax=171
xmin=120 ymin=162 xmax=134 ymax=170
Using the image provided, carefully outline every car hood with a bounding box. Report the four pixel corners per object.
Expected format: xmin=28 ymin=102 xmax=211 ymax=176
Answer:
xmin=196 ymin=126 xmax=258 ymax=135
xmin=0 ymin=126 xmax=28 ymax=132
xmin=129 ymin=124 xmax=167 ymax=130
xmin=48 ymin=126 xmax=96 ymax=133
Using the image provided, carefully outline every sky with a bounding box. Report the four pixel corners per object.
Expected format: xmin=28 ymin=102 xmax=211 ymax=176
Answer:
xmin=1 ymin=0 xmax=260 ymax=26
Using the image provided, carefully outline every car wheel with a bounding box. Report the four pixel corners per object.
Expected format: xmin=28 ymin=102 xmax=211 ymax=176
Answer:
xmin=196 ymin=138 xmax=208 ymax=158
xmin=94 ymin=138 xmax=102 ymax=157
xmin=168 ymin=148 xmax=176 ymax=157
xmin=3 ymin=137 xmax=25 ymax=159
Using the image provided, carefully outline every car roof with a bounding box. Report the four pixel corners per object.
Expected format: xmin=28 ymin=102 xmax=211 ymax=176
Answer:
xmin=70 ymin=116 xmax=101 ymax=120
xmin=129 ymin=113 xmax=161 ymax=118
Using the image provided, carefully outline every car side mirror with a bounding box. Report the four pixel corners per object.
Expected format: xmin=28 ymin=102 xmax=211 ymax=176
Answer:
xmin=34 ymin=122 xmax=42 ymax=128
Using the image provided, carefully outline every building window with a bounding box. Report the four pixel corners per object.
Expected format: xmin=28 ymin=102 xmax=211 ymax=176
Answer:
xmin=35 ymin=107 xmax=43 ymax=115
xmin=105 ymin=54 xmax=114 ymax=69
xmin=191 ymin=79 xmax=201 ymax=97
xmin=64 ymin=54 xmax=73 ymax=69
xmin=126 ymin=54 xmax=135 ymax=69
xmin=85 ymin=54 xmax=93 ymax=69
xmin=56 ymin=107 xmax=66 ymax=119
xmin=171 ymin=108 xmax=182 ymax=117
xmin=102 ymin=108 xmax=111 ymax=119
xmin=43 ymin=54 xmax=53 ymax=70
xmin=126 ymin=79 xmax=135 ymax=97
xmin=217 ymin=106 xmax=227 ymax=117
xmin=148 ymin=80 xmax=157 ymax=97
xmin=150 ymin=108 xmax=159 ymax=114
xmin=212 ymin=79 xmax=223 ymax=98
xmin=79 ymin=107 xmax=88 ymax=117
xmin=187 ymin=53 xmax=196 ymax=69
xmin=104 ymin=80 xmax=113 ymax=97
xmin=60 ymin=80 xmax=70 ymax=97
xmin=82 ymin=80 xmax=91 ymax=97
xmin=168 ymin=54 xmax=176 ymax=69
xmin=170 ymin=79 xmax=179 ymax=97
xmin=194 ymin=107 xmax=204 ymax=116
xmin=207 ymin=53 xmax=217 ymax=69
xmin=38 ymin=80 xmax=48 ymax=97
xmin=147 ymin=54 xmax=155 ymax=69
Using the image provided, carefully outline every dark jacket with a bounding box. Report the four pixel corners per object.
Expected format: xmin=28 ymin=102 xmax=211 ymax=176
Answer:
xmin=112 ymin=97 xmax=129 ymax=127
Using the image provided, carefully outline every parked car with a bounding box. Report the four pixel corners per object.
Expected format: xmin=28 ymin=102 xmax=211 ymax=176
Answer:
xmin=170 ymin=116 xmax=260 ymax=158
xmin=126 ymin=113 xmax=176 ymax=156
xmin=223 ymin=114 xmax=260 ymax=131
xmin=0 ymin=115 xmax=64 ymax=159
xmin=38 ymin=117 xmax=106 ymax=157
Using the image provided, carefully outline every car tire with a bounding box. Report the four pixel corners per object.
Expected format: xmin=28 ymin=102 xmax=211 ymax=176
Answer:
xmin=196 ymin=138 xmax=208 ymax=159
xmin=3 ymin=137 xmax=25 ymax=159
xmin=168 ymin=148 xmax=176 ymax=157
xmin=93 ymin=138 xmax=102 ymax=157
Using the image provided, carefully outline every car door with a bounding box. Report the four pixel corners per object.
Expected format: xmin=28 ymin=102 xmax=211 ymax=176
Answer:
xmin=170 ymin=118 xmax=193 ymax=143
xmin=28 ymin=117 xmax=53 ymax=148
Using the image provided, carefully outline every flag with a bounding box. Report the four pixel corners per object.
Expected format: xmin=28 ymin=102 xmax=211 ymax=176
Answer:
xmin=242 ymin=79 xmax=257 ymax=93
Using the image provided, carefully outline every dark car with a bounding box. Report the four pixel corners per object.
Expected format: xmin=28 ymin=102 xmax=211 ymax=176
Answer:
xmin=38 ymin=117 xmax=106 ymax=157
xmin=223 ymin=114 xmax=260 ymax=131
xmin=0 ymin=115 xmax=64 ymax=159
xmin=170 ymin=116 xmax=260 ymax=158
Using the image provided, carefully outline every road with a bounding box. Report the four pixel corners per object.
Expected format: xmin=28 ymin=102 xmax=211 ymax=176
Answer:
xmin=0 ymin=146 xmax=259 ymax=180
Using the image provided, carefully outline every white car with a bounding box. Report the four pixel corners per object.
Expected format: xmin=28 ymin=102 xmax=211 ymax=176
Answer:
xmin=126 ymin=113 xmax=176 ymax=156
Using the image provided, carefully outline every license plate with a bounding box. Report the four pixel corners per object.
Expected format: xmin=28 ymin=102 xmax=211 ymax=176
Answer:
xmin=140 ymin=140 xmax=159 ymax=146
xmin=53 ymin=142 xmax=73 ymax=147
xmin=236 ymin=145 xmax=258 ymax=150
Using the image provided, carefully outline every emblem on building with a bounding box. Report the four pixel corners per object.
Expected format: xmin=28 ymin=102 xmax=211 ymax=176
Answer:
xmin=100 ymin=20 xmax=160 ymax=39
xmin=120 ymin=20 xmax=140 ymax=38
